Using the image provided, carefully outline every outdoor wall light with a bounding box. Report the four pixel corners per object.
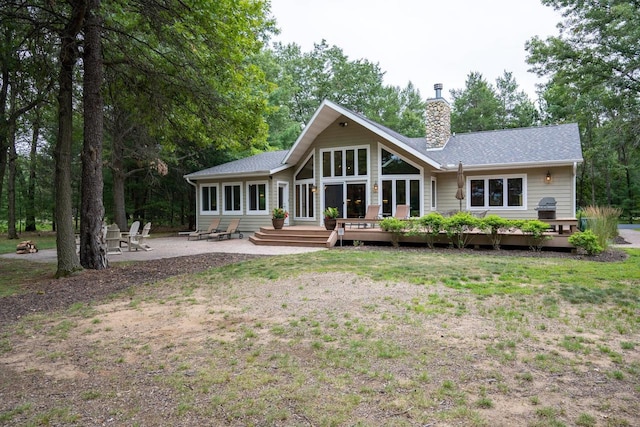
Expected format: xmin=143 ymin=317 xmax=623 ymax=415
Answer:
xmin=338 ymin=121 xmax=348 ymax=127
xmin=545 ymin=171 xmax=552 ymax=183
xmin=311 ymin=184 xmax=317 ymax=193
xmin=373 ymin=183 xmax=379 ymax=192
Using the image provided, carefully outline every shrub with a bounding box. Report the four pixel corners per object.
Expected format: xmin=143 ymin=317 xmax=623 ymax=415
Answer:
xmin=408 ymin=212 xmax=445 ymax=248
xmin=479 ymin=215 xmax=514 ymax=250
xmin=519 ymin=219 xmax=551 ymax=251
xmin=568 ymin=230 xmax=604 ymax=255
xmin=443 ymin=212 xmax=480 ymax=249
xmin=380 ymin=217 xmax=408 ymax=247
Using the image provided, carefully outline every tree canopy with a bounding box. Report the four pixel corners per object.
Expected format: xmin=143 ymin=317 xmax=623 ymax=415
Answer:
xmin=2 ymin=0 xmax=639 ymax=258
xmin=527 ymin=0 xmax=640 ymax=215
xmin=450 ymin=71 xmax=537 ymax=133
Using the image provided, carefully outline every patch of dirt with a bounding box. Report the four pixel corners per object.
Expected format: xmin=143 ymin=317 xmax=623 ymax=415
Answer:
xmin=1 ymin=266 xmax=638 ymax=426
xmin=0 ymin=253 xmax=262 ymax=325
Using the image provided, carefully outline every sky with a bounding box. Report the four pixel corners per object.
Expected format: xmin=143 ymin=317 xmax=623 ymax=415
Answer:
xmin=268 ymin=0 xmax=563 ymax=101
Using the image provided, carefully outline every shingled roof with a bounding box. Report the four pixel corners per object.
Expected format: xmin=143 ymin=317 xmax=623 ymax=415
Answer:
xmin=184 ymin=150 xmax=289 ymax=180
xmin=185 ymin=100 xmax=582 ymax=179
xmin=417 ymin=123 xmax=583 ymax=170
xmin=351 ymin=104 xmax=582 ymax=170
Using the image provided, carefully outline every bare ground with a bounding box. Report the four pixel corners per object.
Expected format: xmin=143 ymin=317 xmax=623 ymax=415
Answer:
xmin=0 ymin=246 xmax=637 ymax=426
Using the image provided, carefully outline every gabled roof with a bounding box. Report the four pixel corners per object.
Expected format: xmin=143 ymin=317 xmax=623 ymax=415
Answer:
xmin=184 ymin=101 xmax=583 ymax=180
xmin=184 ymin=150 xmax=290 ymax=180
xmin=282 ymin=100 xmax=441 ymax=169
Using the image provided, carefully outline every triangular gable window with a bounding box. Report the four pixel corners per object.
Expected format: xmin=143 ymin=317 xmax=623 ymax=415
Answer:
xmin=296 ymin=156 xmax=314 ymax=180
xmin=381 ymin=149 xmax=420 ymax=175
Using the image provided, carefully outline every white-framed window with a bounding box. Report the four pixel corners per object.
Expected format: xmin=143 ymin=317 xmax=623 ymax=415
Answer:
xmin=223 ymin=183 xmax=242 ymax=214
xmin=295 ymin=183 xmax=315 ymax=219
xmin=469 ymin=175 xmax=526 ymax=209
xmin=430 ymin=177 xmax=437 ymax=211
xmin=379 ymin=147 xmax=423 ymax=217
xmin=200 ymin=184 xmax=219 ymax=215
xmin=294 ymin=153 xmax=315 ymax=219
xmin=321 ymin=146 xmax=368 ymax=178
xmin=246 ymin=181 xmax=268 ymax=215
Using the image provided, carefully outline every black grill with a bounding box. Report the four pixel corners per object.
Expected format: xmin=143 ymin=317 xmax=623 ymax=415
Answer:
xmin=535 ymin=197 xmax=557 ymax=220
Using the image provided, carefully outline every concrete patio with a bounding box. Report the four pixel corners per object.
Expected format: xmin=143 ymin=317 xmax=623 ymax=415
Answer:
xmin=1 ymin=226 xmax=638 ymax=265
xmin=0 ymin=234 xmax=326 ymax=264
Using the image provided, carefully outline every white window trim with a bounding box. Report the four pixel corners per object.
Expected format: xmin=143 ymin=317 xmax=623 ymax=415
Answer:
xmin=200 ymin=184 xmax=219 ymax=215
xmin=294 ymin=152 xmax=316 ymax=220
xmin=320 ymin=145 xmax=370 ymax=178
xmin=467 ymin=174 xmax=527 ymax=210
xmin=430 ymin=177 xmax=437 ymax=211
xmin=377 ymin=145 xmax=423 ymax=217
xmin=294 ymin=152 xmax=315 ymax=181
xmin=294 ymin=181 xmax=315 ymax=220
xmin=378 ymin=145 xmax=424 ymax=176
xmin=222 ymin=182 xmax=243 ymax=214
xmin=380 ymin=178 xmax=423 ymax=217
xmin=246 ymin=181 xmax=269 ymax=215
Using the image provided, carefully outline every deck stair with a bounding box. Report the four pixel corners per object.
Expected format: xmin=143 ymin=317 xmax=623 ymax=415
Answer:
xmin=249 ymin=226 xmax=336 ymax=248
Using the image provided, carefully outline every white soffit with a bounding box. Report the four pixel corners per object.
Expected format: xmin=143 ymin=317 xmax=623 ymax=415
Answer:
xmin=283 ymin=101 xmax=341 ymax=165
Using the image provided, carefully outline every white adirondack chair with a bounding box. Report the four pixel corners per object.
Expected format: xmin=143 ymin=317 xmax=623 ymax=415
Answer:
xmin=120 ymin=221 xmax=140 ymax=250
xmin=106 ymin=224 xmax=122 ymax=255
xmin=129 ymin=222 xmax=152 ymax=251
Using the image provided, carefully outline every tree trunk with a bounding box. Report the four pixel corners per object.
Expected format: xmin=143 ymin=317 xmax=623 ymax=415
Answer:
xmin=54 ymin=0 xmax=86 ymax=277
xmin=25 ymin=111 xmax=40 ymax=232
xmin=0 ymin=28 xmax=9 ymax=213
xmin=79 ymin=0 xmax=107 ymax=269
xmin=7 ymin=102 xmax=18 ymax=239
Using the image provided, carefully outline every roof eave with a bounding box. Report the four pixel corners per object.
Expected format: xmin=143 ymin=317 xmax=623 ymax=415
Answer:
xmin=439 ymin=158 xmax=584 ymax=172
xmin=183 ymin=165 xmax=294 ymax=181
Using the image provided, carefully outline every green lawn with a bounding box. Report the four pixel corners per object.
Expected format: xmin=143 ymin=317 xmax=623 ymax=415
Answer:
xmin=0 ymin=233 xmax=57 ymax=254
xmin=1 ymin=248 xmax=639 ymax=426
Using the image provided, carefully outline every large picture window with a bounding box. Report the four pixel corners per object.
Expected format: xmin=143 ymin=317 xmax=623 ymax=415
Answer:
xmin=223 ymin=183 xmax=242 ymax=213
xmin=380 ymin=147 xmax=422 ymax=217
xmin=200 ymin=184 xmax=218 ymax=214
xmin=381 ymin=149 xmax=420 ymax=175
xmin=470 ymin=176 xmax=524 ymax=209
xmin=322 ymin=147 xmax=368 ymax=178
xmin=247 ymin=182 xmax=267 ymax=214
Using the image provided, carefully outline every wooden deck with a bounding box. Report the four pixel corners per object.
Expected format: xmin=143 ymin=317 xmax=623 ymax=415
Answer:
xmin=250 ymin=226 xmax=336 ymax=248
xmin=251 ymin=220 xmax=577 ymax=250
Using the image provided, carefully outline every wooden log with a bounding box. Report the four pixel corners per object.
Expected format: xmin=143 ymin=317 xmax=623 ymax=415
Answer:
xmin=16 ymin=240 xmax=38 ymax=254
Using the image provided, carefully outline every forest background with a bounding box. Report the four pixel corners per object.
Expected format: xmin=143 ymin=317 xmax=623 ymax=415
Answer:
xmin=0 ymin=0 xmax=638 ymax=275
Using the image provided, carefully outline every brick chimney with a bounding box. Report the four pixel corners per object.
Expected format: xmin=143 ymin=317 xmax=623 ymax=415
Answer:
xmin=426 ymin=83 xmax=451 ymax=149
